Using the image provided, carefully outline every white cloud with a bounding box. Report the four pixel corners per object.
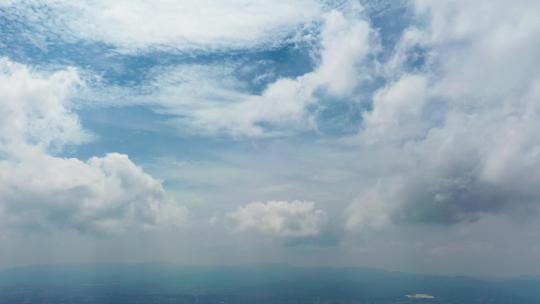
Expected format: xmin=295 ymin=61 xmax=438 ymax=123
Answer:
xmin=346 ymin=0 xmax=540 ymax=229
xmin=361 ymin=74 xmax=428 ymax=144
xmin=228 ymin=201 xmax=326 ymax=237
xmin=97 ymin=6 xmax=376 ymax=137
xmin=210 ymin=6 xmax=373 ymax=136
xmin=311 ymin=6 xmax=373 ymax=96
xmin=0 ymin=152 xmax=188 ymax=234
xmin=2 ymin=0 xmax=324 ymax=53
xmin=0 ymin=58 xmax=89 ymax=154
xmin=0 ymin=58 xmax=187 ymax=234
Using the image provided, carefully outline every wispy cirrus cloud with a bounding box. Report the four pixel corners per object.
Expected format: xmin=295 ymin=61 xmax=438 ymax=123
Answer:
xmin=79 ymin=4 xmax=377 ymax=137
xmin=0 ymin=0 xmax=324 ymax=53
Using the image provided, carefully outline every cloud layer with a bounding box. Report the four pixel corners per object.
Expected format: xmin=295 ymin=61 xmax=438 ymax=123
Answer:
xmin=1 ymin=0 xmax=323 ymax=53
xmin=1 ymin=0 xmax=540 ymax=275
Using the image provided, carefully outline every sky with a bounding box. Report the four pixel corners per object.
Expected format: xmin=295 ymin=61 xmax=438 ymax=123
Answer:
xmin=1 ymin=0 xmax=540 ymax=277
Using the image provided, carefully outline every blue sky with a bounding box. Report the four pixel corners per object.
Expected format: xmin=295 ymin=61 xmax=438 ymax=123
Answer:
xmin=1 ymin=0 xmax=540 ymax=277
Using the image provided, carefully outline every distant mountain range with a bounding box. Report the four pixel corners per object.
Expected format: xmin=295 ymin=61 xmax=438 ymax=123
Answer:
xmin=0 ymin=263 xmax=538 ymax=303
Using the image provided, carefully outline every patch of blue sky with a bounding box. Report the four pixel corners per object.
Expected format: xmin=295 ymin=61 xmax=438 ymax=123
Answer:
xmin=67 ymin=106 xmax=244 ymax=162
xmin=401 ymin=44 xmax=430 ymax=73
xmin=232 ymin=44 xmax=317 ymax=95
xmin=362 ymin=0 xmax=413 ymax=58
xmin=90 ymin=40 xmax=317 ymax=89
xmin=312 ymin=99 xmax=364 ymax=136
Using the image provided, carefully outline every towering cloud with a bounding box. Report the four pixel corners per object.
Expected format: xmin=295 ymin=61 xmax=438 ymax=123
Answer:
xmin=347 ymin=0 xmax=540 ymax=230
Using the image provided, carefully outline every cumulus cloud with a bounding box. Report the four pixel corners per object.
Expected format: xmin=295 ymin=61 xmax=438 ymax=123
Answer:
xmin=227 ymin=201 xmax=326 ymax=238
xmin=347 ymin=0 xmax=540 ymax=230
xmin=0 ymin=152 xmax=187 ymax=234
xmin=0 ymin=58 xmax=89 ymax=153
xmin=0 ymin=58 xmax=187 ymax=234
